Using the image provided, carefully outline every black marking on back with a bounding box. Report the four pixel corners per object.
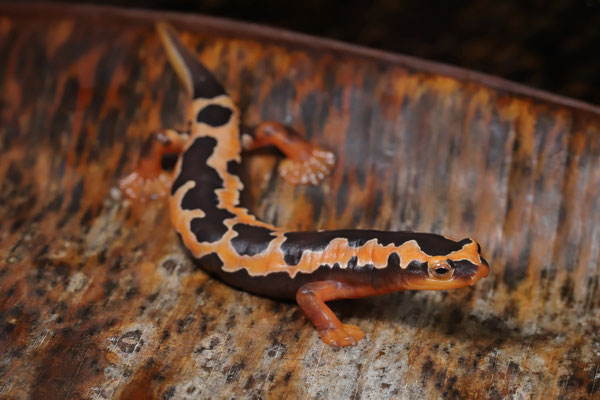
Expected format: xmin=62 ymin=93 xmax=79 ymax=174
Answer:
xmin=172 ymin=136 xmax=218 ymax=204
xmin=319 ymin=262 xmax=341 ymax=271
xmin=172 ymin=137 xmax=235 ymax=243
xmin=190 ymin=216 xmax=233 ymax=244
xmin=345 ymin=256 xmax=375 ymax=272
xmin=347 ymin=256 xmax=358 ymax=270
xmin=371 ymin=256 xmax=429 ymax=290
xmin=226 ymin=160 xmax=242 ymax=177
xmin=231 ymin=224 xmax=277 ymax=256
xmin=225 ymin=158 xmax=248 ymax=208
xmin=196 ymin=105 xmax=233 ymax=127
xmin=387 ymin=252 xmax=401 ymax=268
xmin=281 ymin=230 xmax=472 ymax=266
xmin=372 ymin=253 xmax=406 ymax=289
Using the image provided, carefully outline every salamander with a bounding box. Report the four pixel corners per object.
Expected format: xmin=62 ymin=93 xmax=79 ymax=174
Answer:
xmin=120 ymin=23 xmax=490 ymax=347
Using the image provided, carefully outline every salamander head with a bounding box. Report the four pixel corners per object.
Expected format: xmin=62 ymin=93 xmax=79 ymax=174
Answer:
xmin=400 ymin=237 xmax=490 ymax=290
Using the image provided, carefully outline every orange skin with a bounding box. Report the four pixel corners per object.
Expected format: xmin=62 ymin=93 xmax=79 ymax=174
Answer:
xmin=120 ymin=22 xmax=490 ymax=347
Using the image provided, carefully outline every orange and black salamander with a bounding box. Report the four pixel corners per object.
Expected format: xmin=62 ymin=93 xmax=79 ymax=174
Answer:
xmin=120 ymin=23 xmax=491 ymax=347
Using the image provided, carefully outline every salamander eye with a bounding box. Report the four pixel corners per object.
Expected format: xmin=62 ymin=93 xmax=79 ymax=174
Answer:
xmin=428 ymin=260 xmax=454 ymax=280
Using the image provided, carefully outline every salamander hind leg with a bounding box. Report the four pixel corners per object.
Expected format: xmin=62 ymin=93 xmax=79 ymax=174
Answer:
xmin=296 ymin=281 xmax=367 ymax=346
xmin=242 ymin=121 xmax=335 ymax=185
xmin=119 ymin=129 xmax=188 ymax=201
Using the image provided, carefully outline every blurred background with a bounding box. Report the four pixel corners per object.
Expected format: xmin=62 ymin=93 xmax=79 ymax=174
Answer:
xmin=46 ymin=0 xmax=600 ymax=105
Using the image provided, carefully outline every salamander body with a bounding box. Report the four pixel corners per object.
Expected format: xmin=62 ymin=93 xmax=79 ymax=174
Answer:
xmin=121 ymin=23 xmax=490 ymax=346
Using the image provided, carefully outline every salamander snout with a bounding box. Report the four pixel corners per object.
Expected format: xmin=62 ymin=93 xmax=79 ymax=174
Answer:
xmin=451 ymin=238 xmax=490 ymax=285
xmin=472 ymin=238 xmax=490 ymax=281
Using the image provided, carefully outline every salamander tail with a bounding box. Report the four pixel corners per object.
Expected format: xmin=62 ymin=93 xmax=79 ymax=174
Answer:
xmin=155 ymin=22 xmax=227 ymax=99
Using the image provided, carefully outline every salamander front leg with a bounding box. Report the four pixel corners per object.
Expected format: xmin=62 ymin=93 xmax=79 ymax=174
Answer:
xmin=242 ymin=121 xmax=335 ymax=185
xmin=296 ymin=280 xmax=368 ymax=346
xmin=119 ymin=129 xmax=188 ymax=201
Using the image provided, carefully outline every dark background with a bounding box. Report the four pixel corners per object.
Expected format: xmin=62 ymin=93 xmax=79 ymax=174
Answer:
xmin=50 ymin=0 xmax=600 ymax=105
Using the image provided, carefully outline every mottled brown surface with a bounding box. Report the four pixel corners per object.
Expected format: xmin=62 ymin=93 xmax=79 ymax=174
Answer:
xmin=1 ymin=3 xmax=599 ymax=400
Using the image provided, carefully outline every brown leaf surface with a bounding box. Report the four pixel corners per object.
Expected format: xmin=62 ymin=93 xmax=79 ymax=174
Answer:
xmin=0 ymin=4 xmax=599 ymax=399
